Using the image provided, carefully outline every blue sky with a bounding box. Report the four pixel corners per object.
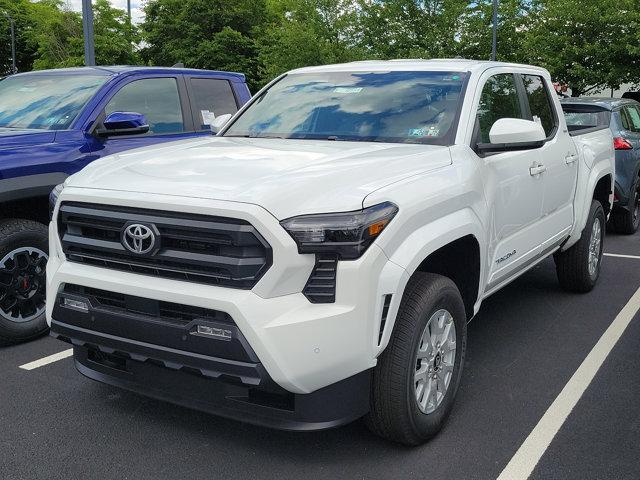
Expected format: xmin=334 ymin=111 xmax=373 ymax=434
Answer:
xmin=66 ymin=0 xmax=145 ymax=24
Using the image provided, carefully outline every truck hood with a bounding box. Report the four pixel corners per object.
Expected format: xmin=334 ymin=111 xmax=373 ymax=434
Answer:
xmin=0 ymin=128 xmax=56 ymax=148
xmin=67 ymin=136 xmax=452 ymax=219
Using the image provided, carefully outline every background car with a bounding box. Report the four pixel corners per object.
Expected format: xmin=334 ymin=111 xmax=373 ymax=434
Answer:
xmin=0 ymin=66 xmax=251 ymax=345
xmin=562 ymin=97 xmax=640 ymax=233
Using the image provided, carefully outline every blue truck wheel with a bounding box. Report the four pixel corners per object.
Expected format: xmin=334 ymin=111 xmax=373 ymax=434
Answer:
xmin=0 ymin=219 xmax=49 ymax=345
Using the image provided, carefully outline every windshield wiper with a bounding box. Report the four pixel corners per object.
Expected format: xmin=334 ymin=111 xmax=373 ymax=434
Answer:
xmin=226 ymin=133 xmax=286 ymax=139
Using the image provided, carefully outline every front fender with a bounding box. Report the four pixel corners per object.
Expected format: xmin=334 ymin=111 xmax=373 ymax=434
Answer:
xmin=373 ymin=208 xmax=486 ymax=354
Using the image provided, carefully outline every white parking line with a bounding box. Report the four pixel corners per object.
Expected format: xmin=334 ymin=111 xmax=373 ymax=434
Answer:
xmin=497 ymin=285 xmax=640 ymax=480
xmin=604 ymin=252 xmax=640 ymax=260
xmin=19 ymin=349 xmax=73 ymax=371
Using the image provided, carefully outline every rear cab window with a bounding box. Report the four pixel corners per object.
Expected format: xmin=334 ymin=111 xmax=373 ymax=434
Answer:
xmin=561 ymin=103 xmax=611 ymax=136
xmin=188 ymin=77 xmax=239 ymax=131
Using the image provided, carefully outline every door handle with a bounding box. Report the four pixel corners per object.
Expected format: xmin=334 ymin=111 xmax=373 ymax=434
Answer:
xmin=565 ymin=154 xmax=578 ymax=165
xmin=529 ymin=164 xmax=547 ymax=176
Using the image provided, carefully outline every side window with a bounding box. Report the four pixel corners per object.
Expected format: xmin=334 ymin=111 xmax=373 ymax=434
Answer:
xmin=618 ymin=108 xmax=630 ymax=130
xmin=477 ymin=74 xmax=523 ymax=143
xmin=106 ymin=78 xmax=184 ymax=135
xmin=190 ymin=78 xmax=239 ymax=130
xmin=624 ymin=105 xmax=640 ymax=132
xmin=522 ymin=74 xmax=556 ymax=137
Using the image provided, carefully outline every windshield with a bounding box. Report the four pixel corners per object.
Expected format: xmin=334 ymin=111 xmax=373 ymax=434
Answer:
xmin=0 ymin=74 xmax=108 ymax=130
xmin=224 ymin=71 xmax=468 ymax=144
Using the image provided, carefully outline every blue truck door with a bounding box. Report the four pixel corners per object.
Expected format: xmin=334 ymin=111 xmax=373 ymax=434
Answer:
xmin=88 ymin=74 xmax=196 ymax=157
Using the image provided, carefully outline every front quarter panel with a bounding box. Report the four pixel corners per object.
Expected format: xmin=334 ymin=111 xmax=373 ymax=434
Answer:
xmin=364 ymin=147 xmax=488 ymax=320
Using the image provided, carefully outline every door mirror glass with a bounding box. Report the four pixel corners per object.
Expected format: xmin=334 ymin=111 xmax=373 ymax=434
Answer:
xmin=97 ymin=111 xmax=149 ymax=137
xmin=210 ymin=113 xmax=233 ymax=134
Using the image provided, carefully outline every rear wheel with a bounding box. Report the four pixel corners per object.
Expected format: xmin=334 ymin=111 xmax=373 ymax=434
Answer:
xmin=365 ymin=273 xmax=467 ymax=445
xmin=609 ymin=178 xmax=640 ymax=234
xmin=0 ymin=219 xmax=49 ymax=346
xmin=555 ymin=200 xmax=605 ymax=293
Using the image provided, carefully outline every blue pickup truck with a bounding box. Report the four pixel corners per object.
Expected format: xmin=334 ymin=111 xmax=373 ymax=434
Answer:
xmin=0 ymin=66 xmax=251 ymax=344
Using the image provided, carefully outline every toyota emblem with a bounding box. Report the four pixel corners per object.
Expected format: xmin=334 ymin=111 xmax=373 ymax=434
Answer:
xmin=121 ymin=223 xmax=158 ymax=255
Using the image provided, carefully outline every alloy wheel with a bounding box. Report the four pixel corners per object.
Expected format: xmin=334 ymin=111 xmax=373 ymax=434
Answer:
xmin=0 ymin=247 xmax=48 ymax=323
xmin=414 ymin=309 xmax=457 ymax=414
xmin=588 ymin=219 xmax=602 ymax=277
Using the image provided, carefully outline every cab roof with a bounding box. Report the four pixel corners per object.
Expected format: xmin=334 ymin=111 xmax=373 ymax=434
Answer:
xmin=11 ymin=66 xmax=245 ymax=81
xmin=290 ymin=58 xmax=549 ymax=75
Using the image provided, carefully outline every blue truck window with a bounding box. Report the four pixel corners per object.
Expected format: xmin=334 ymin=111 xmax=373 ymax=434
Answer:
xmin=0 ymin=75 xmax=107 ymax=130
xmin=190 ymin=78 xmax=239 ymax=130
xmin=106 ymin=78 xmax=185 ymax=134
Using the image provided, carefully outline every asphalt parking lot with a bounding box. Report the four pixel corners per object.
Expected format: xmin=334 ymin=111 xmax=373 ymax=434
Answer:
xmin=1 ymin=231 xmax=639 ymax=480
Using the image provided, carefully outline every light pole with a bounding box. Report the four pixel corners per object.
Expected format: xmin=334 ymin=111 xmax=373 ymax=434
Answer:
xmin=2 ymin=11 xmax=16 ymax=74
xmin=491 ymin=0 xmax=498 ymax=61
xmin=82 ymin=0 xmax=96 ymax=66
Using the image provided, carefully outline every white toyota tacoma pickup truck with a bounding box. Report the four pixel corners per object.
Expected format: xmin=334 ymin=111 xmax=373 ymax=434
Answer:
xmin=47 ymin=60 xmax=614 ymax=445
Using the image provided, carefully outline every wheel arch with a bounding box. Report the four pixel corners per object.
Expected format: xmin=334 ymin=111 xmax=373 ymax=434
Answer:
xmin=565 ymin=162 xmax=614 ymax=251
xmin=0 ymin=196 xmax=50 ymax=225
xmin=376 ymin=210 xmax=484 ymax=354
xmin=412 ymin=235 xmax=480 ymax=320
xmin=593 ymin=174 xmax=613 ymax=216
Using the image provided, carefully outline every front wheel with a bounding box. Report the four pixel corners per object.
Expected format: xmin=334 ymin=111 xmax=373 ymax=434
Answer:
xmin=365 ymin=273 xmax=467 ymax=445
xmin=0 ymin=219 xmax=49 ymax=346
xmin=554 ymin=200 xmax=605 ymax=293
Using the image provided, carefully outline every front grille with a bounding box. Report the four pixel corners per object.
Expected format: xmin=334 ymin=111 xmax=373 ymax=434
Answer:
xmin=303 ymin=254 xmax=338 ymax=303
xmin=58 ymin=202 xmax=272 ymax=289
xmin=63 ymin=284 xmax=232 ymax=326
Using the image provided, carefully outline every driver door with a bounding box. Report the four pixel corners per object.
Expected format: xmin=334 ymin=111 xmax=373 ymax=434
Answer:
xmin=474 ymin=72 xmax=546 ymax=290
xmin=91 ymin=75 xmax=194 ymax=157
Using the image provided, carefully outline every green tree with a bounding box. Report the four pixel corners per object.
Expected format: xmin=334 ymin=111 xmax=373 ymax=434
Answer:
xmin=29 ymin=1 xmax=83 ymax=69
xmin=257 ymin=0 xmax=363 ymax=83
xmin=456 ymin=0 xmax=531 ymax=62
xmin=141 ymin=0 xmax=266 ymax=89
xmin=356 ymin=0 xmax=470 ymax=60
xmin=0 ymin=0 xmax=40 ymax=75
xmin=93 ymin=0 xmax=140 ymax=66
xmin=32 ymin=0 xmax=140 ymax=70
xmin=522 ymin=0 xmax=640 ymax=96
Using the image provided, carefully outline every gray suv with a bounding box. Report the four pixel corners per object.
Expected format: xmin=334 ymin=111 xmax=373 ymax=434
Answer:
xmin=562 ymin=98 xmax=640 ymax=233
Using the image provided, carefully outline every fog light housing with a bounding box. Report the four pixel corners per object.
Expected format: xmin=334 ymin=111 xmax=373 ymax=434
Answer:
xmin=192 ymin=324 xmax=232 ymax=341
xmin=63 ymin=297 xmax=89 ymax=313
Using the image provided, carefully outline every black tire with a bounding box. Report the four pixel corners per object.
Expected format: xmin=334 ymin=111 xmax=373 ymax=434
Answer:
xmin=555 ymin=200 xmax=605 ymax=293
xmin=0 ymin=219 xmax=49 ymax=346
xmin=365 ymin=273 xmax=467 ymax=446
xmin=609 ymin=178 xmax=640 ymax=234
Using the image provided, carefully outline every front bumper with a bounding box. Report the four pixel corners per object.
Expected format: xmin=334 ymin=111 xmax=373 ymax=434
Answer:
xmin=50 ymin=321 xmax=371 ymax=431
xmin=47 ymin=188 xmax=408 ymax=403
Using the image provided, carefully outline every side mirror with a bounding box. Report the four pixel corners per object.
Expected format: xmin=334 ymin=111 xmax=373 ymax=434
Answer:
xmin=210 ymin=114 xmax=233 ymax=134
xmin=477 ymin=118 xmax=546 ymax=154
xmin=96 ymin=112 xmax=150 ymax=137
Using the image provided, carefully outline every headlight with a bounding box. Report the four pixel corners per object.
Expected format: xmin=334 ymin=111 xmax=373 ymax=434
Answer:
xmin=49 ymin=183 xmax=64 ymax=219
xmin=280 ymin=202 xmax=398 ymax=260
